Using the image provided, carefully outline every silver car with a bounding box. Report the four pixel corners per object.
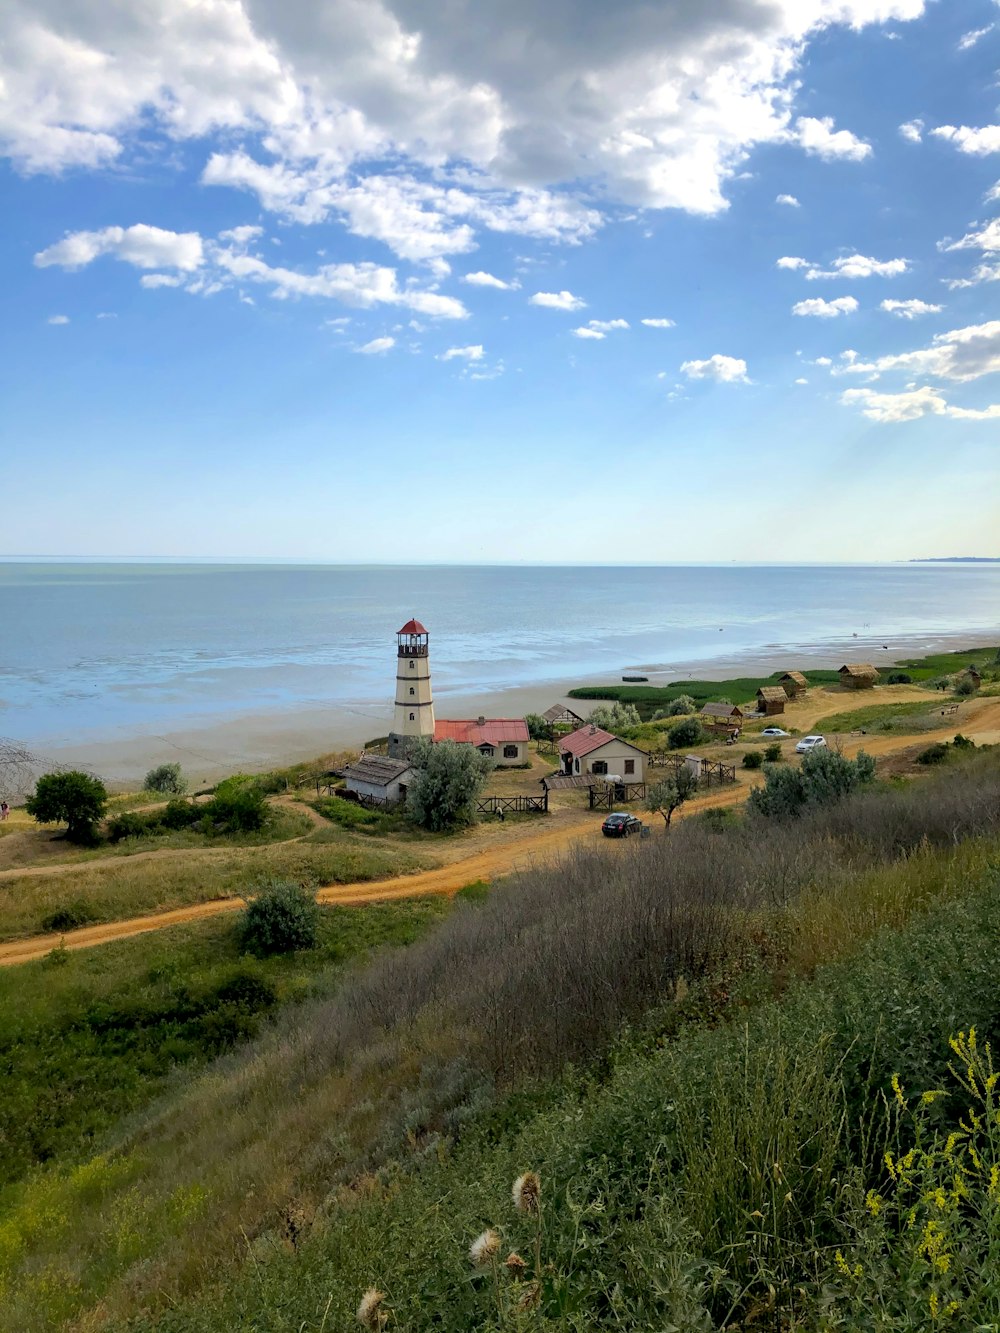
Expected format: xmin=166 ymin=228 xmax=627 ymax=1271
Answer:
xmin=795 ymin=734 xmax=827 ymax=754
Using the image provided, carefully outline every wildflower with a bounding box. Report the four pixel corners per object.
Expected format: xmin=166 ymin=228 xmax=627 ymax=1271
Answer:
xmin=835 ymin=1250 xmax=851 ymax=1277
xmin=945 ymin=1301 xmax=960 ymax=1318
xmin=865 ymin=1190 xmax=882 ymax=1217
xmin=930 ymin=1292 xmax=939 ymax=1319
xmin=505 ymin=1252 xmax=527 ymax=1276
xmin=892 ymin=1073 xmax=905 ymax=1107
xmin=512 ymin=1171 xmax=541 ymax=1216
xmin=469 ymin=1228 xmax=501 ymax=1268
xmin=885 ymin=1151 xmax=897 ymax=1181
xmin=356 ymin=1288 xmax=388 ymax=1329
xmin=989 ymin=1164 xmax=999 ymax=1198
xmin=921 ymin=1090 xmax=945 ymax=1106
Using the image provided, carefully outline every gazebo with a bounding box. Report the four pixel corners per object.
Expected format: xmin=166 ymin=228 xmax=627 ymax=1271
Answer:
xmin=700 ymin=702 xmax=744 ymax=731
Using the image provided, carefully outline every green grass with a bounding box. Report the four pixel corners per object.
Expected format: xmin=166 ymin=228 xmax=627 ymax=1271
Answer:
xmin=815 ymin=698 xmax=957 ymax=734
xmin=890 ymin=644 xmax=999 ymax=682
xmin=310 ymin=793 xmax=402 ymax=834
xmin=568 ymin=670 xmax=841 ymax=717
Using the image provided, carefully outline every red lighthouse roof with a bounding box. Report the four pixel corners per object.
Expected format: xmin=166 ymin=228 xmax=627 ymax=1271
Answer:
xmin=397 ymin=618 xmax=428 ymax=635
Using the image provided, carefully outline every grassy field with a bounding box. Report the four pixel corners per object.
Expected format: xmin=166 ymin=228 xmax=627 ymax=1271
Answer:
xmin=812 ymin=698 xmax=961 ymax=735
xmin=2 ymin=753 xmax=999 ymax=1330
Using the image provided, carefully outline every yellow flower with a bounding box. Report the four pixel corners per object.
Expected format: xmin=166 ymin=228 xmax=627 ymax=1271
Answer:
xmin=988 ymin=1164 xmax=999 ymax=1197
xmin=930 ymin=1292 xmax=940 ymax=1319
xmin=921 ymin=1090 xmax=945 ymax=1106
xmin=885 ymin=1151 xmax=897 ymax=1180
xmin=835 ymin=1250 xmax=851 ymax=1277
xmin=865 ymin=1190 xmax=882 ymax=1217
xmin=892 ymin=1073 xmax=905 ymax=1107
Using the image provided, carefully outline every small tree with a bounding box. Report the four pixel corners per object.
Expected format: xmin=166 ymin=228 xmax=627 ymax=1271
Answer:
xmin=144 ymin=762 xmax=187 ymax=795
xmin=238 ymin=880 xmax=319 ymax=956
xmin=26 ymin=771 xmax=108 ymax=844
xmin=748 ymin=746 xmax=876 ymax=820
xmin=209 ymin=775 xmax=268 ymax=833
xmin=954 ymin=673 xmax=978 ymax=697
xmin=667 ymin=716 xmax=704 ymax=750
xmin=524 ymin=713 xmax=552 ymax=742
xmin=406 ymin=739 xmax=493 ymax=832
xmin=588 ymin=702 xmax=642 ymax=733
xmin=645 ymin=766 xmax=698 ymax=829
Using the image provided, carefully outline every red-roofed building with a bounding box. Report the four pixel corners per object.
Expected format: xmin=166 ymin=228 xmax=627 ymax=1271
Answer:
xmin=434 ymin=716 xmax=529 ymax=765
xmin=559 ymin=724 xmax=648 ymax=782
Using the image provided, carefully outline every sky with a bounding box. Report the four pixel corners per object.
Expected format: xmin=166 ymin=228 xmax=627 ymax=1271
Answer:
xmin=2 ymin=0 xmax=999 ymax=563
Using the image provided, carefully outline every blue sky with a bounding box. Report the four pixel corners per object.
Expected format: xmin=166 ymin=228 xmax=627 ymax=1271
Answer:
xmin=2 ymin=0 xmax=999 ymax=562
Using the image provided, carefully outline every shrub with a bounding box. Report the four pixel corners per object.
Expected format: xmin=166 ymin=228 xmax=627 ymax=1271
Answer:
xmin=764 ymin=743 xmax=783 ymax=763
xmin=40 ymin=901 xmax=97 ymax=933
xmin=886 ymin=672 xmax=912 ymax=685
xmin=749 ymin=746 xmax=876 ymax=819
xmin=952 ymin=732 xmax=975 ymax=750
xmin=917 ymin=742 xmax=949 ymax=766
xmin=653 ymin=695 xmax=696 ymax=720
xmin=143 ymin=763 xmax=187 ymax=795
xmin=107 ymin=811 xmax=152 ymax=843
xmin=25 ymin=771 xmax=108 ymax=844
xmin=406 ymin=739 xmax=493 ymax=832
xmin=237 ymin=880 xmax=320 ymax=957
xmin=742 ymin=751 xmax=764 ymax=769
xmin=588 ymin=702 xmax=642 ymax=732
xmin=208 ymin=776 xmax=268 ymax=834
xmin=160 ymin=798 xmax=201 ymax=830
xmin=668 ymin=717 xmax=704 ymax=750
xmin=954 ymin=674 xmax=978 ymax=697
xmin=645 ymin=767 xmax=698 ymax=828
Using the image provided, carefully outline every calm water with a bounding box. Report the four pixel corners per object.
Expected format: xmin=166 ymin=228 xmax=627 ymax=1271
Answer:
xmin=1 ymin=562 xmax=998 ymax=744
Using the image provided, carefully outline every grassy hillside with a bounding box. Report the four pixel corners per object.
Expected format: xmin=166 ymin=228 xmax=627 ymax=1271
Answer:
xmin=2 ymin=751 xmax=1000 ymax=1329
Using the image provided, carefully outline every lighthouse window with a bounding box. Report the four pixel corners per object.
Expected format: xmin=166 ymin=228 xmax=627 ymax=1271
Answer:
xmin=409 ymin=687 xmax=415 ymax=695
xmin=409 ymin=661 xmax=415 ymax=669
xmin=409 ymin=713 xmax=415 ymax=721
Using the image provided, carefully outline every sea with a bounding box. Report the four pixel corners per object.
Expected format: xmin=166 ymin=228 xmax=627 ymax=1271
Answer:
xmin=1 ymin=561 xmax=998 ymax=747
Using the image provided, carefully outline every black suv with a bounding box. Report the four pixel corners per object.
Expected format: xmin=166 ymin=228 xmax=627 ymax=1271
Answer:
xmin=601 ymin=812 xmax=643 ymax=838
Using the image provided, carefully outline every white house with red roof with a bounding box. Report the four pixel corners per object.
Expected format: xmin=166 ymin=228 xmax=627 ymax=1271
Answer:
xmin=434 ymin=717 xmax=530 ymax=765
xmin=559 ymin=724 xmax=648 ymax=782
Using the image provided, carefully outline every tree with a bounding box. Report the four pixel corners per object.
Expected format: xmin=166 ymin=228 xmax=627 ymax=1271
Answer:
xmin=406 ymin=739 xmax=493 ymax=832
xmin=524 ymin=713 xmax=552 ymax=741
xmin=645 ymin=766 xmax=698 ymax=829
xmin=588 ymin=702 xmax=642 ymax=733
xmin=208 ymin=775 xmax=268 ymax=833
xmin=238 ymin=880 xmax=319 ymax=956
xmin=748 ymin=746 xmax=876 ymax=820
xmin=26 ymin=771 xmax=108 ymax=843
xmin=144 ymin=762 xmax=187 ymax=795
xmin=667 ymin=716 xmax=704 ymax=750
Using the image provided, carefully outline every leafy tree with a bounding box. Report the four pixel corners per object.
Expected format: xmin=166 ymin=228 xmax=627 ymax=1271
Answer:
xmin=666 ymin=694 xmax=696 ymax=716
xmin=667 ymin=716 xmax=704 ymax=750
xmin=237 ymin=879 xmax=319 ymax=957
xmin=143 ymin=762 xmax=187 ymax=795
xmin=748 ymin=746 xmax=876 ymax=820
xmin=645 ymin=766 xmax=697 ymax=829
xmin=886 ymin=672 xmax=912 ymax=685
xmin=25 ymin=771 xmax=108 ymax=844
xmin=524 ymin=713 xmax=552 ymax=741
xmin=406 ymin=739 xmax=493 ymax=832
xmin=763 ymin=743 xmax=784 ymax=763
xmin=588 ymin=702 xmax=642 ymax=733
xmin=208 ymin=775 xmax=268 ymax=833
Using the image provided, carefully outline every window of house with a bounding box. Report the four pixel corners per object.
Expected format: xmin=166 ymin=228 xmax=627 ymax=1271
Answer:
xmin=591 ymin=760 xmax=608 ymax=775
xmin=624 ymin=759 xmax=635 ymax=775
xmin=574 ymin=758 xmax=580 ymax=773
xmin=503 ymin=744 xmax=518 ymax=759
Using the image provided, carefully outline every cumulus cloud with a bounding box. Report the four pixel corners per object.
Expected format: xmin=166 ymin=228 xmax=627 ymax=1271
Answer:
xmin=140 ymin=273 xmax=184 ymax=288
xmin=34 ymin=223 xmax=204 ymax=271
xmin=834 ymin=320 xmax=1000 ymax=383
xmin=641 ymin=317 xmax=675 ymax=328
xmin=0 ymin=0 xmax=926 ymax=230
xmin=794 ymin=116 xmax=872 ymax=161
xmin=47 ymin=314 xmax=69 ymax=324
xmin=805 ymin=253 xmax=908 ymax=279
xmin=680 ymin=353 xmax=748 ymax=383
xmin=880 ymin=298 xmax=942 ymax=318
xmin=777 ymin=256 xmax=808 ymax=269
xmin=945 ymin=263 xmax=1000 ymax=290
xmin=572 ymin=326 xmax=605 ymax=339
xmin=530 ymin=289 xmax=586 ymax=311
xmin=932 ymin=125 xmax=1000 ymax=155
xmin=776 ymin=193 xmax=800 ymax=206
xmin=356 ymin=336 xmax=395 ymax=354
xmin=795 ymin=376 xmax=808 ymax=384
xmin=587 ymin=318 xmax=629 ymax=332
xmin=462 ymin=271 xmax=517 ymax=288
xmin=841 ymin=385 xmax=1000 ymax=422
xmin=217 ymin=224 xmax=264 ymax=245
xmin=792 ymin=296 xmax=858 ymax=317
xmin=987 ymin=181 xmax=1000 ymax=204
xmin=943 ymin=218 xmax=1000 ymax=255
xmin=899 ymin=119 xmax=924 ymax=143
xmin=439 ymin=344 xmax=483 ymax=360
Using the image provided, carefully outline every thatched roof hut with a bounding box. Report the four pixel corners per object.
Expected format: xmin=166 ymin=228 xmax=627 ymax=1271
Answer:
xmin=701 ymin=702 xmax=743 ymax=723
xmin=756 ymin=686 xmax=787 ymax=716
xmin=778 ymin=670 xmax=809 ymax=698
xmin=838 ymin=663 xmax=880 ymax=690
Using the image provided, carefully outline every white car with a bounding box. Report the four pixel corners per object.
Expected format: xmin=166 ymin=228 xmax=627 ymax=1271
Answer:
xmin=795 ymin=734 xmax=827 ymax=754
xmin=761 ymin=727 xmax=790 ymax=738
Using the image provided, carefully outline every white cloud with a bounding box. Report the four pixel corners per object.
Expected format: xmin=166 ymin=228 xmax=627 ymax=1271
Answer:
xmin=439 ymin=344 xmax=483 ymax=360
xmin=680 ymin=353 xmax=748 ymax=383
xmin=530 ymin=290 xmax=586 ymax=311
xmin=945 ymin=263 xmax=1000 ymax=290
xmin=140 ymin=273 xmax=184 ymax=288
xmin=587 ymin=318 xmax=629 ymax=332
xmin=356 ymin=336 xmax=395 ymax=354
xmin=932 ymin=125 xmax=1000 ymax=156
xmin=792 ymin=296 xmax=858 ymax=317
xmin=834 ymin=321 xmax=1000 ymax=383
xmin=987 ymin=182 xmax=1000 ymax=205
xmin=776 ymin=193 xmax=800 ymax=207
xmin=462 ymin=271 xmax=517 ymax=289
xmin=572 ymin=326 xmax=605 ymax=339
xmin=943 ymin=218 xmax=1000 ymax=255
xmin=777 ymin=256 xmax=808 ymax=269
xmin=47 ymin=314 xmax=69 ymax=325
xmin=795 ymin=376 xmax=808 ymax=384
xmin=805 ymin=253 xmax=908 ymax=280
xmin=794 ymin=115 xmax=872 ymax=162
xmin=814 ymin=356 xmax=832 ymax=366
xmin=841 ymin=385 xmax=1000 ymax=422
xmin=880 ymin=298 xmax=942 ymax=318
xmin=217 ymin=224 xmax=263 ymax=245
xmin=899 ymin=119 xmax=924 ymax=143
xmin=958 ymin=25 xmax=993 ymax=51
xmin=0 ymin=0 xmax=926 ymax=226
xmin=641 ymin=317 xmax=675 ymax=328
xmin=35 ymin=223 xmax=204 ymax=271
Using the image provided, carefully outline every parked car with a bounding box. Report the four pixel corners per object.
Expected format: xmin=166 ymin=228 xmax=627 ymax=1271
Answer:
xmin=761 ymin=727 xmax=790 ymax=738
xmin=795 ymin=734 xmax=827 ymax=754
xmin=602 ymin=812 xmax=643 ymax=838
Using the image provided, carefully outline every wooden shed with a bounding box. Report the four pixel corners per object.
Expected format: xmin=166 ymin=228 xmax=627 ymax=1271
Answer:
xmin=778 ymin=670 xmax=809 ymax=699
xmin=756 ymin=686 xmax=787 ymax=716
xmin=700 ymin=702 xmax=744 ymax=731
xmin=838 ymin=663 xmax=880 ymax=690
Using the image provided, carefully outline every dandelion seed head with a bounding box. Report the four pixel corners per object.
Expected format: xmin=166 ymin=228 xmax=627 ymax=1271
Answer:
xmin=356 ymin=1288 xmax=386 ymax=1329
xmin=469 ymin=1228 xmax=501 ymax=1268
xmin=512 ymin=1171 xmax=541 ymax=1215
xmin=505 ymin=1251 xmax=527 ymax=1276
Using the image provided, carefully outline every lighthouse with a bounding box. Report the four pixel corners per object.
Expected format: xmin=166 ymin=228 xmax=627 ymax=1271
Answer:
xmin=387 ymin=618 xmax=436 ymax=759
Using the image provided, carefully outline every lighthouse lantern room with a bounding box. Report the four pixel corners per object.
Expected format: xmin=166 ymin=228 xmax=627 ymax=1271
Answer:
xmin=388 ymin=618 xmax=436 ymax=759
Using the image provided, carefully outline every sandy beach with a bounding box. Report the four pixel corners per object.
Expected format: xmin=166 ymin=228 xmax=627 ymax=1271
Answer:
xmin=22 ymin=627 xmax=998 ymax=787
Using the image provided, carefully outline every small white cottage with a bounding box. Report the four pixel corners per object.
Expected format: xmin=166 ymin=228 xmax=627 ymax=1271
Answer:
xmin=559 ymin=725 xmax=648 ymax=782
xmin=341 ymin=755 xmax=415 ymax=806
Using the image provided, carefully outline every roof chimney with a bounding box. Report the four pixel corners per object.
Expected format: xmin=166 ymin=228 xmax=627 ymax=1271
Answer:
xmin=477 ymin=715 xmax=486 ymax=726
xmin=589 ymin=724 xmax=596 ymax=735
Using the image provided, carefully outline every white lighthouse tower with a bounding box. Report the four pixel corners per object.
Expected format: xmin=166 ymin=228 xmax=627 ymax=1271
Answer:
xmin=388 ymin=618 xmax=436 ymax=759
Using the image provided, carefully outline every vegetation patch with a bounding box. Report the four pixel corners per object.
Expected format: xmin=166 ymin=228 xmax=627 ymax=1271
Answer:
xmin=568 ymin=670 xmax=841 ymax=717
xmin=815 ymin=698 xmax=954 ymax=735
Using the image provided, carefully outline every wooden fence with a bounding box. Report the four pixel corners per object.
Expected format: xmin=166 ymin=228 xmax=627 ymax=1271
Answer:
xmin=646 ymin=754 xmax=737 ymax=787
xmin=476 ymin=793 xmax=549 ymax=816
xmin=589 ymin=781 xmax=647 ymax=810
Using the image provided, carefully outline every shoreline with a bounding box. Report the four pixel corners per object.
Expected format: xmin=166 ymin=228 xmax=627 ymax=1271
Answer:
xmin=15 ymin=627 xmax=998 ymax=788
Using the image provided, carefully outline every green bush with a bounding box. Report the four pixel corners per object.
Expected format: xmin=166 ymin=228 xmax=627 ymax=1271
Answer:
xmin=588 ymin=702 xmax=642 ymax=732
xmin=39 ymin=901 xmax=98 ymax=933
xmin=160 ymin=798 xmax=201 ymax=830
xmin=25 ymin=771 xmax=108 ymax=844
xmin=763 ymin=743 xmax=783 ymax=763
xmin=314 ymin=794 xmax=388 ymax=830
xmin=653 ymin=695 xmax=697 ymax=720
xmin=886 ymin=671 xmax=912 ymax=685
xmin=237 ymin=880 xmax=320 ymax=957
xmin=667 ymin=717 xmax=704 ymax=750
xmin=406 ymin=739 xmax=493 ymax=832
xmin=749 ymin=746 xmax=876 ymax=819
xmin=524 ymin=713 xmax=552 ymax=741
xmin=917 ymin=742 xmax=949 ymax=766
xmin=208 ymin=776 xmax=268 ymax=834
xmin=954 ymin=674 xmax=978 ymax=697
xmin=742 ymin=750 xmax=764 ymax=769
xmin=107 ymin=811 xmax=151 ymax=843
xmin=143 ymin=763 xmax=187 ymax=795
